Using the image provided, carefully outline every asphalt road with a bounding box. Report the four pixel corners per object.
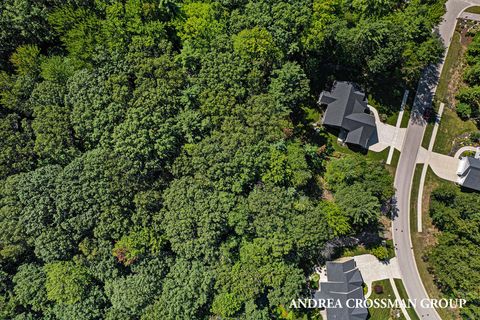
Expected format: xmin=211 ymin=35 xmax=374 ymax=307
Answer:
xmin=392 ymin=1 xmax=480 ymax=319
xmin=393 ymin=65 xmax=439 ymax=320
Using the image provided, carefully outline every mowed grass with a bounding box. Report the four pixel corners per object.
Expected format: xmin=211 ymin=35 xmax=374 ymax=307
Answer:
xmin=421 ymin=121 xmax=434 ymax=150
xmin=393 ymin=278 xmax=421 ymax=320
xmin=409 ymin=166 xmax=459 ymax=320
xmin=464 ymin=6 xmax=480 ymax=14
xmin=435 ymin=32 xmax=462 ymax=104
xmin=368 ymin=279 xmax=405 ymax=320
xmin=386 ymin=107 xmax=410 ymax=127
xmin=400 ymin=108 xmax=411 ymax=128
xmin=433 ymin=107 xmax=477 ymax=155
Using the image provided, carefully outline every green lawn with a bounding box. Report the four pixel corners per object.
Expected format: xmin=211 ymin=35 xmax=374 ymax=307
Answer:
xmin=409 ymin=164 xmax=423 ymax=233
xmin=368 ymin=279 xmax=405 ymax=320
xmin=435 ymin=32 xmax=462 ymax=105
xmin=390 ymin=149 xmax=400 ymax=169
xmin=433 ymin=107 xmax=477 ymax=155
xmin=400 ymin=109 xmax=411 ymax=128
xmin=421 ymin=121 xmax=434 ymax=150
xmin=326 ymin=132 xmax=390 ymax=163
xmin=386 ymin=112 xmax=400 ymax=126
xmin=386 ymin=108 xmax=410 ymax=128
xmin=393 ymin=279 xmax=420 ymax=320
xmin=464 ymin=6 xmax=480 ymax=14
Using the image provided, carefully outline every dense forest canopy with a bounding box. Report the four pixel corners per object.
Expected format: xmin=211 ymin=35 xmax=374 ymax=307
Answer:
xmin=428 ymin=185 xmax=480 ymax=318
xmin=0 ymin=0 xmax=445 ymax=319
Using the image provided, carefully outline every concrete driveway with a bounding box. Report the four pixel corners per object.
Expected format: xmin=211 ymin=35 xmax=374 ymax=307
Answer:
xmin=368 ymin=106 xmax=406 ymax=152
xmin=416 ymin=147 xmax=460 ymax=182
xmin=353 ymin=254 xmax=401 ymax=292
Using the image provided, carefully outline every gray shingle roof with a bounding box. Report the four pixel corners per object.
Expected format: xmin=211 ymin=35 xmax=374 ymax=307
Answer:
xmin=459 ymin=157 xmax=480 ymax=191
xmin=314 ymin=259 xmax=368 ymax=320
xmin=319 ymin=81 xmax=376 ymax=148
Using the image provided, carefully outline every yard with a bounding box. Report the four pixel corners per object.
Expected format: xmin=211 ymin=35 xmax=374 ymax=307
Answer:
xmin=464 ymin=6 xmax=480 ymax=14
xmin=368 ymin=279 xmax=405 ymax=320
xmin=409 ymin=165 xmax=459 ymax=320
xmin=393 ymin=279 xmax=420 ymax=320
xmin=433 ymin=24 xmax=479 ymax=155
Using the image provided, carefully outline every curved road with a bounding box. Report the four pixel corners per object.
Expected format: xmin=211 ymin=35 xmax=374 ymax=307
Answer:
xmin=392 ymin=1 xmax=480 ymax=319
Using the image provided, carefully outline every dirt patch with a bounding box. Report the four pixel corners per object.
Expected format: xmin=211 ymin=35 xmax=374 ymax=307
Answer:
xmin=322 ymin=188 xmax=334 ymax=201
xmin=378 ymin=215 xmax=392 ymax=240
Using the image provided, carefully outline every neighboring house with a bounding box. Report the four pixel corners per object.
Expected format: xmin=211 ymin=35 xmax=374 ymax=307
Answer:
xmin=457 ymin=156 xmax=480 ymax=191
xmin=315 ymin=258 xmax=368 ymax=320
xmin=318 ymin=81 xmax=376 ymax=149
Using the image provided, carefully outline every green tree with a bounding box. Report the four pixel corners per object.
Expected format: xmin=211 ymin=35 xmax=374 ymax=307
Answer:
xmin=44 ymin=261 xmax=92 ymax=305
xmin=233 ymin=27 xmax=279 ymax=65
xmin=142 ymin=259 xmax=214 ymax=320
xmin=13 ymin=264 xmax=48 ymax=312
xmin=0 ymin=114 xmax=35 ymax=179
xmin=335 ymin=183 xmax=381 ymax=226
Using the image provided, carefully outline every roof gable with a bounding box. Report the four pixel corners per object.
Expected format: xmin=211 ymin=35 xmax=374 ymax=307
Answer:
xmin=316 ymin=259 xmax=367 ymax=320
xmin=459 ymin=157 xmax=480 ymax=191
xmin=319 ymin=81 xmax=376 ymax=148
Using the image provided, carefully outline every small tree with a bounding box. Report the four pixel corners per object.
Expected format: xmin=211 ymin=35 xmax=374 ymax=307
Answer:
xmin=371 ymin=246 xmax=390 ymax=261
xmin=374 ymin=284 xmax=384 ymax=294
xmin=457 ymin=103 xmax=472 ymax=119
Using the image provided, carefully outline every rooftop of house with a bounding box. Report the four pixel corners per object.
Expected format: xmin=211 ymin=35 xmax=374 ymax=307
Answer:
xmin=458 ymin=156 xmax=480 ymax=191
xmin=318 ymin=81 xmax=376 ymax=148
xmin=314 ymin=258 xmax=368 ymax=320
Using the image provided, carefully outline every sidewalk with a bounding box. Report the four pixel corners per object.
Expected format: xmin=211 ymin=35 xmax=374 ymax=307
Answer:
xmin=387 ymin=90 xmax=409 ymax=165
xmin=415 ymin=103 xmax=444 ymax=232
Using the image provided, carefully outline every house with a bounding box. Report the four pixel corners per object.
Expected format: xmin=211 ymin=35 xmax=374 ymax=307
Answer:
xmin=457 ymin=156 xmax=480 ymax=191
xmin=318 ymin=81 xmax=376 ymax=149
xmin=314 ymin=258 xmax=368 ymax=320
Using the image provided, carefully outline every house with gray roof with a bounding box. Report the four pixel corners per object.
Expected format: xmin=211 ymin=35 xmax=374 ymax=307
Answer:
xmin=314 ymin=258 xmax=368 ymax=320
xmin=457 ymin=156 xmax=480 ymax=191
xmin=318 ymin=81 xmax=376 ymax=149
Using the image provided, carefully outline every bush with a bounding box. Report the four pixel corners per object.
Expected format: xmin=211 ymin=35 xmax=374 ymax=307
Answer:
xmin=371 ymin=246 xmax=390 ymax=261
xmin=374 ymin=284 xmax=384 ymax=294
xmin=464 ymin=63 xmax=480 ymax=85
xmin=456 ymin=102 xmax=473 ymax=119
xmin=467 ymin=33 xmax=480 ymax=64
xmin=470 ymin=131 xmax=480 ymax=143
xmin=310 ymin=273 xmax=320 ymax=290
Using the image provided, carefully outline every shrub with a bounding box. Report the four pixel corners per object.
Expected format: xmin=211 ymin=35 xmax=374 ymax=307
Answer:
xmin=371 ymin=246 xmax=390 ymax=261
xmin=464 ymin=63 xmax=480 ymax=85
xmin=470 ymin=131 xmax=480 ymax=143
xmin=456 ymin=102 xmax=472 ymax=119
xmin=374 ymin=284 xmax=384 ymax=294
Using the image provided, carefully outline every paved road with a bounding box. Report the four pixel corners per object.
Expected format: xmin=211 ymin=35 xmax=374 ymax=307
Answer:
xmin=392 ymin=1 xmax=480 ymax=319
xmin=393 ymin=64 xmax=439 ymax=320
